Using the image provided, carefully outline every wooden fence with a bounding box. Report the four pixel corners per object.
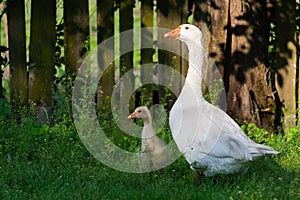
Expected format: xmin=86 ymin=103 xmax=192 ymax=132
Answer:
xmin=1 ymin=0 xmax=190 ymax=106
xmin=0 ymin=0 xmax=299 ymax=132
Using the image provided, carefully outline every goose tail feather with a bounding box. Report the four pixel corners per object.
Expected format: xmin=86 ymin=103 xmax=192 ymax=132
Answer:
xmin=250 ymin=143 xmax=279 ymax=159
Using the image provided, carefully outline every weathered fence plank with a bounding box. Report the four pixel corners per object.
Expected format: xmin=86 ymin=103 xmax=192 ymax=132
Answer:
xmin=97 ymin=0 xmax=115 ymax=107
xmin=119 ymin=0 xmax=135 ymax=111
xmin=64 ymin=0 xmax=90 ymax=75
xmin=140 ymin=0 xmax=154 ymax=106
xmin=7 ymin=0 xmax=27 ymax=107
xmin=29 ymin=0 xmax=56 ymax=107
xmin=226 ymin=0 xmax=276 ymax=131
xmin=275 ymin=0 xmax=298 ymax=131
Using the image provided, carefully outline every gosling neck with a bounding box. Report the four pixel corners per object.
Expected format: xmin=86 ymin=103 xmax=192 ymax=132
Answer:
xmin=142 ymin=113 xmax=152 ymax=126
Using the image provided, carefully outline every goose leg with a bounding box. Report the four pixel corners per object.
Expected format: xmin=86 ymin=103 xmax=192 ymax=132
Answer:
xmin=158 ymin=168 xmax=165 ymax=175
xmin=196 ymin=170 xmax=202 ymax=185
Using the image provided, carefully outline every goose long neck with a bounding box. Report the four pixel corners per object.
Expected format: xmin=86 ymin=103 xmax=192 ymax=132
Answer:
xmin=184 ymin=40 xmax=204 ymax=98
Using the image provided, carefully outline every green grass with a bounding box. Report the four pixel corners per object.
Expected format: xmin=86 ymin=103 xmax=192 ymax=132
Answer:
xmin=0 ymin=104 xmax=299 ymax=200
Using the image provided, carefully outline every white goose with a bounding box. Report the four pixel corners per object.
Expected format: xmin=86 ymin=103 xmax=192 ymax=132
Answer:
xmin=164 ymin=24 xmax=279 ymax=183
xmin=128 ymin=106 xmax=171 ymax=171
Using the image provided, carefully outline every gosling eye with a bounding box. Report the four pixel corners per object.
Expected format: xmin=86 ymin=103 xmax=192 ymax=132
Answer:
xmin=185 ymin=26 xmax=189 ymax=30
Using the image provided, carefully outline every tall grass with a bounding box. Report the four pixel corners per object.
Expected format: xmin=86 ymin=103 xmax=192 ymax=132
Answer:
xmin=0 ymin=101 xmax=299 ymax=199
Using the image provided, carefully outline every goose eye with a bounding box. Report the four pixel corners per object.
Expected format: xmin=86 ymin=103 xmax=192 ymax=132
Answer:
xmin=138 ymin=110 xmax=141 ymax=113
xmin=185 ymin=26 xmax=189 ymax=30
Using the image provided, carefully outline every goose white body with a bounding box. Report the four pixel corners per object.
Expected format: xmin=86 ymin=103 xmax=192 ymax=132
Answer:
xmin=165 ymin=24 xmax=278 ymax=176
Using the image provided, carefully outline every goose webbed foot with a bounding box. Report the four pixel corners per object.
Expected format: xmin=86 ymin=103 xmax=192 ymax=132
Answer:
xmin=196 ymin=170 xmax=202 ymax=185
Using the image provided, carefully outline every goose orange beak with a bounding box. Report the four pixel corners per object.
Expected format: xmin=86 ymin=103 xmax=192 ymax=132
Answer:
xmin=164 ymin=26 xmax=181 ymax=38
xmin=128 ymin=112 xmax=136 ymax=119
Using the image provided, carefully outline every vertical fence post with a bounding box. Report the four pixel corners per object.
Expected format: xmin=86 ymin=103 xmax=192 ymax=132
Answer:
xmin=119 ymin=0 xmax=135 ymax=112
xmin=97 ymin=0 xmax=115 ymax=108
xmin=140 ymin=0 xmax=154 ymax=106
xmin=275 ymin=0 xmax=297 ymax=132
xmin=64 ymin=0 xmax=90 ymax=78
xmin=7 ymin=0 xmax=27 ymax=109
xmin=29 ymin=0 xmax=56 ymax=109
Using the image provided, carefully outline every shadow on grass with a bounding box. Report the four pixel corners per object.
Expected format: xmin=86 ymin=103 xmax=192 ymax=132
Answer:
xmin=0 ymin=115 xmax=299 ymax=199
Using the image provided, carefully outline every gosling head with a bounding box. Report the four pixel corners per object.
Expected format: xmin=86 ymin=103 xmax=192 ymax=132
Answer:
xmin=128 ymin=106 xmax=151 ymax=121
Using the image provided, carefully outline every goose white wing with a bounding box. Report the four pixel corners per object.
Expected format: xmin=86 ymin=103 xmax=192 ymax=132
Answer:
xmin=170 ymin=97 xmax=224 ymax=158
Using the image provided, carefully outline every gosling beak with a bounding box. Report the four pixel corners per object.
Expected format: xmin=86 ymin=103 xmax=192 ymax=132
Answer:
xmin=164 ymin=26 xmax=181 ymax=38
xmin=128 ymin=112 xmax=136 ymax=119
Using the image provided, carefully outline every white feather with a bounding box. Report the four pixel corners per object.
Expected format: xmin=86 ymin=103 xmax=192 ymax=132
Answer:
xmin=166 ymin=24 xmax=279 ymax=176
